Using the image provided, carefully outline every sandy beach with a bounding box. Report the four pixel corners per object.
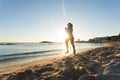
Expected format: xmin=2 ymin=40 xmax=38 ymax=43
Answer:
xmin=0 ymin=42 xmax=120 ymax=80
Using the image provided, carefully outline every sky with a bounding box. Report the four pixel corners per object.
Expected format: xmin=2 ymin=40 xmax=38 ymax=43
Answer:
xmin=0 ymin=0 xmax=120 ymax=42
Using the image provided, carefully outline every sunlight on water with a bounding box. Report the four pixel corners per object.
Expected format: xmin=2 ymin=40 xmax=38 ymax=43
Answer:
xmin=0 ymin=42 xmax=102 ymax=68
xmin=61 ymin=43 xmax=66 ymax=54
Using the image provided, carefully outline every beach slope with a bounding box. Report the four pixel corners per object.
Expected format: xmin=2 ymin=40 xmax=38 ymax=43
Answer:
xmin=0 ymin=42 xmax=120 ymax=80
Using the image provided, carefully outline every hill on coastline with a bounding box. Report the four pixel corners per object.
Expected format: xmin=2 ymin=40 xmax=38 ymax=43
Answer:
xmin=88 ymin=33 xmax=120 ymax=43
xmin=40 ymin=41 xmax=53 ymax=43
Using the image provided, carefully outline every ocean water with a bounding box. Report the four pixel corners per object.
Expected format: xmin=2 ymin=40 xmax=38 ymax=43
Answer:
xmin=0 ymin=42 xmax=102 ymax=68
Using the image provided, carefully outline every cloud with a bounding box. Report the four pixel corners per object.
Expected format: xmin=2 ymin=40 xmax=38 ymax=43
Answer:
xmin=62 ymin=0 xmax=67 ymax=18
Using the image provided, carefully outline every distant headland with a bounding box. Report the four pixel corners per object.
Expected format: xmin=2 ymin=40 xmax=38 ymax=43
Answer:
xmin=88 ymin=33 xmax=120 ymax=43
xmin=40 ymin=41 xmax=53 ymax=43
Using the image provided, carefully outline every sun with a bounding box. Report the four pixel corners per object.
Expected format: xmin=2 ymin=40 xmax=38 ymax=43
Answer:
xmin=54 ymin=30 xmax=67 ymax=42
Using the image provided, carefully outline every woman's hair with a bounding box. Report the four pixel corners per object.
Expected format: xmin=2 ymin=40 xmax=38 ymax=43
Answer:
xmin=67 ymin=22 xmax=73 ymax=27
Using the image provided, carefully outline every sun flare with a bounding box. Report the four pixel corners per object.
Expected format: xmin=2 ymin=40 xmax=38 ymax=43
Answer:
xmin=54 ymin=30 xmax=67 ymax=42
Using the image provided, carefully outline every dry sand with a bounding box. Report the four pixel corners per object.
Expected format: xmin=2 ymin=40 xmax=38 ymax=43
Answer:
xmin=0 ymin=42 xmax=120 ymax=80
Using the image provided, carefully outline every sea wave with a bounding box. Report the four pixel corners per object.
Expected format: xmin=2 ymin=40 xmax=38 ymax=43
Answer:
xmin=0 ymin=49 xmax=60 ymax=57
xmin=0 ymin=49 xmax=61 ymax=61
xmin=0 ymin=43 xmax=17 ymax=45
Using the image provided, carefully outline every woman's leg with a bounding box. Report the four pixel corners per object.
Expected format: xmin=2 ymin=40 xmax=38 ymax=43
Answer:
xmin=71 ymin=37 xmax=76 ymax=54
xmin=65 ymin=39 xmax=69 ymax=53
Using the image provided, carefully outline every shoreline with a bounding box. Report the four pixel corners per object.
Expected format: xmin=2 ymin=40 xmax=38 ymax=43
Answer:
xmin=0 ymin=48 xmax=94 ymax=74
xmin=0 ymin=42 xmax=120 ymax=80
xmin=0 ymin=54 xmax=64 ymax=74
xmin=0 ymin=43 xmax=103 ymax=69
